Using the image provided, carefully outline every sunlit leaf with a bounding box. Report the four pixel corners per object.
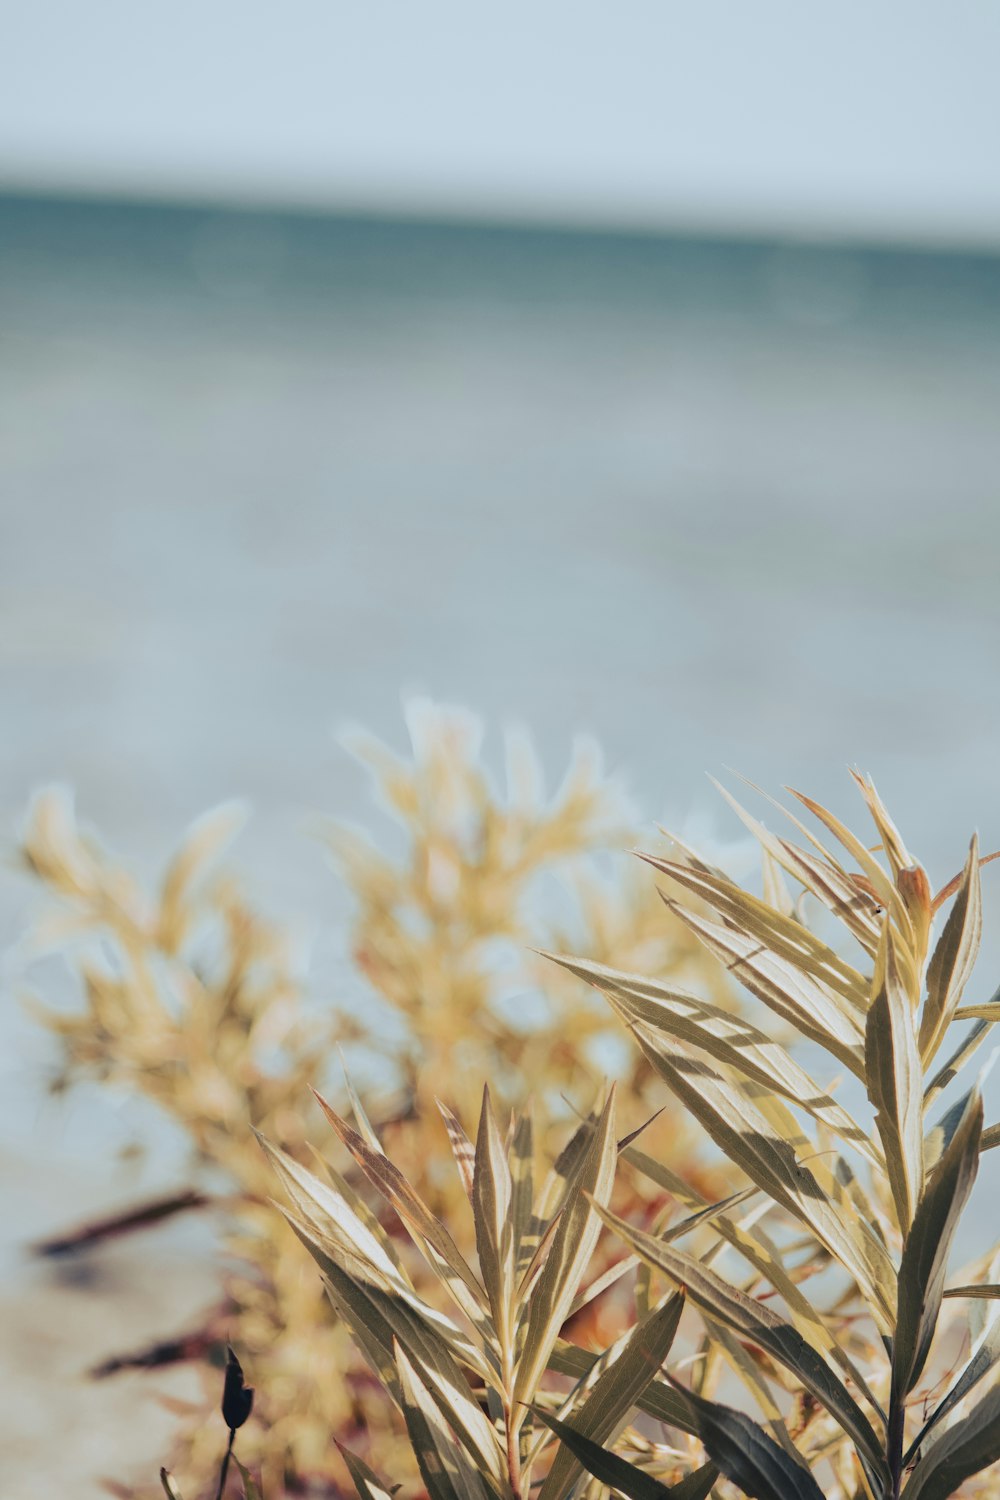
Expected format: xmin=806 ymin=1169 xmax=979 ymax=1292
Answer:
xmin=335 ymin=1442 xmax=397 ymax=1500
xmin=662 ymin=897 xmax=866 ymax=1076
xmin=865 ymin=927 xmax=923 ymax=1232
xmin=595 ymin=1202 xmax=887 ymax=1476
xmin=622 ymin=1026 xmax=896 ymax=1330
xmin=473 ymin=1086 xmax=515 ymax=1349
xmin=394 ymin=1339 xmax=494 ymax=1500
xmin=920 ymin=837 xmax=982 ymax=1064
xmin=513 ymin=1090 xmax=617 ymax=1408
xmin=537 ymin=1291 xmax=685 ymax=1500
xmin=549 ymin=951 xmax=880 ymax=1167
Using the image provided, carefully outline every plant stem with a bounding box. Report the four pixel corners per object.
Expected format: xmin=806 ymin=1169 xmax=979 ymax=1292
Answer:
xmin=504 ymin=1405 xmax=523 ymax=1500
xmin=887 ymin=1389 xmax=906 ymax=1500
xmin=215 ymin=1428 xmax=235 ymax=1500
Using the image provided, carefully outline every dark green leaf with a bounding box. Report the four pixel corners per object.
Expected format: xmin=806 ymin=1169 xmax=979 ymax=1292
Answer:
xmin=537 ymin=1292 xmax=685 ymax=1500
xmin=594 ymin=1202 xmax=886 ymax=1478
xmin=667 ymin=1379 xmax=825 ymax=1500
xmin=894 ymin=1091 xmax=983 ymax=1400
xmin=903 ymin=1384 xmax=1000 ymax=1500
xmin=531 ymin=1407 xmax=713 ymax=1499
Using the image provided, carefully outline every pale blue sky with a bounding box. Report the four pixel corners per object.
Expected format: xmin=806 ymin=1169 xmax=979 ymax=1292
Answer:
xmin=3 ymin=1 xmax=1000 ymax=243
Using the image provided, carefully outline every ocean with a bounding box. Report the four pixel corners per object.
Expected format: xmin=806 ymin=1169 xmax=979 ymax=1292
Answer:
xmin=2 ymin=191 xmax=1000 ymax=1493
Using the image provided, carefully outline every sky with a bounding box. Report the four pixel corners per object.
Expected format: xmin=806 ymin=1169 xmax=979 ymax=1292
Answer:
xmin=3 ymin=3 xmax=1000 ymax=243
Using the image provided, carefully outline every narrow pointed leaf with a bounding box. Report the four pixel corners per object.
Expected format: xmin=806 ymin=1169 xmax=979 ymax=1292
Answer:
xmin=549 ymin=1341 xmax=699 ymax=1437
xmin=624 ymin=1027 xmax=896 ymax=1329
xmin=894 ymin=1090 xmax=983 ymax=1399
xmin=437 ymin=1098 xmax=476 ymax=1201
xmin=532 ymin=1407 xmax=710 ymax=1500
xmin=920 ymin=837 xmax=982 ymax=1063
xmin=313 ymin=1092 xmax=489 ymax=1322
xmin=907 ymin=1291 xmax=1000 ymax=1460
xmin=925 ymin=1016 xmax=996 ymax=1111
xmin=336 ymin=1442 xmax=396 ymax=1500
xmin=865 ymin=931 xmax=924 ymax=1232
xmin=641 ymin=848 xmax=869 ymax=1010
xmin=513 ymin=1090 xmax=617 ymax=1407
xmin=595 ymin=1202 xmax=887 ymax=1476
xmin=395 ymin=1339 xmax=493 ymax=1500
xmin=622 ymin=1143 xmax=882 ymax=1407
xmin=473 ymin=1086 xmax=515 ymax=1343
xmin=538 ymin=1292 xmax=685 ymax=1500
xmin=902 ymin=1384 xmax=1000 ymax=1500
xmin=663 ymin=897 xmax=866 ymax=1075
xmin=667 ymin=1380 xmax=826 ymax=1500
xmin=550 ymin=951 xmax=880 ymax=1167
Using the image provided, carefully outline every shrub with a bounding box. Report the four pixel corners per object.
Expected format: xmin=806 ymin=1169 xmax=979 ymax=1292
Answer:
xmin=17 ymin=703 xmax=726 ymax=1496
xmin=264 ymin=772 xmax=1000 ymax=1499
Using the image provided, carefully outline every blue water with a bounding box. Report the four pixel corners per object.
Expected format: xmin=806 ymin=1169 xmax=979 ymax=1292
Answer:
xmin=3 ymin=189 xmax=1000 ymax=1155
xmin=3 ymin=190 xmax=1000 ymax=1497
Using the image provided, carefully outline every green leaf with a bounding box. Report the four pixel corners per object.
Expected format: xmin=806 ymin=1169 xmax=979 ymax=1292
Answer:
xmin=512 ymin=1089 xmax=617 ymax=1409
xmin=865 ymin=929 xmax=924 ymax=1232
xmin=920 ymin=837 xmax=981 ymax=1063
xmin=531 ymin=1407 xmax=714 ymax=1499
xmin=894 ymin=1090 xmax=983 ymax=1399
xmin=550 ymin=951 xmax=881 ymax=1167
xmin=537 ymin=1292 xmax=685 ymax=1500
xmin=313 ymin=1092 xmax=490 ymax=1327
xmin=907 ymin=1283 xmax=1000 ymax=1462
xmin=473 ymin=1086 xmax=515 ymax=1347
xmin=548 ymin=1342 xmax=700 ymax=1439
xmin=285 ymin=1213 xmax=504 ymax=1486
xmin=336 ymin=1442 xmax=397 ymax=1500
xmin=902 ymin=1383 xmax=1000 ymax=1500
xmin=659 ymin=895 xmax=866 ymax=1076
xmin=622 ymin=1026 xmax=896 ymax=1332
xmin=595 ymin=1202 xmax=887 ymax=1477
xmin=667 ymin=1379 xmax=826 ymax=1500
xmin=395 ymin=1339 xmax=493 ymax=1500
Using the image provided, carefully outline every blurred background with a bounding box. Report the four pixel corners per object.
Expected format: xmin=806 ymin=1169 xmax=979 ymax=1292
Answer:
xmin=3 ymin=2 xmax=1000 ymax=1494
